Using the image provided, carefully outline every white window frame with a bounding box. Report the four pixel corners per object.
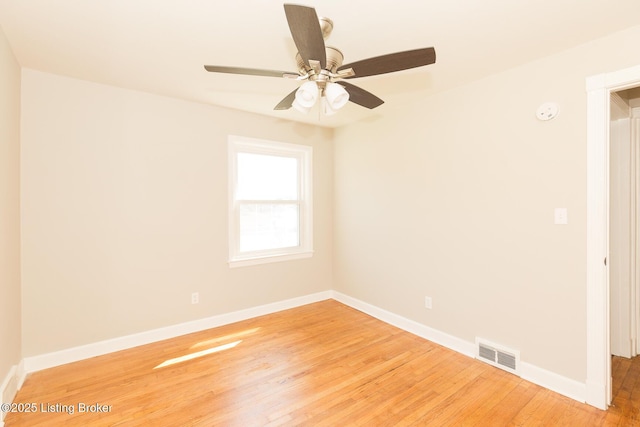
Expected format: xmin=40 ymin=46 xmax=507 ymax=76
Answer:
xmin=228 ymin=135 xmax=313 ymax=267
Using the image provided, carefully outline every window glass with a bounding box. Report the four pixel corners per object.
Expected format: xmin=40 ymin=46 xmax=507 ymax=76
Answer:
xmin=239 ymin=203 xmax=300 ymax=252
xmin=237 ymin=153 xmax=298 ymax=200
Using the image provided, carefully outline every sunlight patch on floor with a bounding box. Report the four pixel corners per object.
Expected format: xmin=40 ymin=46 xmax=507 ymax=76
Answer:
xmin=154 ymin=340 xmax=243 ymax=369
xmin=189 ymin=327 xmax=261 ymax=350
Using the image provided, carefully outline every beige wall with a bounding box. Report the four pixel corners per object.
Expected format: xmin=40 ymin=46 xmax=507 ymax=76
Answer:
xmin=0 ymin=25 xmax=21 ymax=391
xmin=13 ymin=20 xmax=640 ymax=387
xmin=333 ymin=25 xmax=640 ymax=383
xmin=20 ymin=70 xmax=333 ymax=356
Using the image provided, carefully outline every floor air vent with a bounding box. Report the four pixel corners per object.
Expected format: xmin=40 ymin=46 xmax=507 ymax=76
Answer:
xmin=475 ymin=338 xmax=520 ymax=375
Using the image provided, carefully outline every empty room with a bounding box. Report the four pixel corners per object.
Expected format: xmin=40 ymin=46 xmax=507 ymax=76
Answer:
xmin=2 ymin=1 xmax=640 ymax=425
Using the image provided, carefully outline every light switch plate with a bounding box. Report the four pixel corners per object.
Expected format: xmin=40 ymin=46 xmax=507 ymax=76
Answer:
xmin=554 ymin=208 xmax=568 ymax=225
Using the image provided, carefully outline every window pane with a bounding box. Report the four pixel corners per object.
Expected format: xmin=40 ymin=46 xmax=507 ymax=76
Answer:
xmin=237 ymin=153 xmax=298 ymax=200
xmin=239 ymin=203 xmax=300 ymax=252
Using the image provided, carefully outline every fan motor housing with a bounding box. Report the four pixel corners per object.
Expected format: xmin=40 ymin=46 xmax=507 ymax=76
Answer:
xmin=324 ymin=47 xmax=344 ymax=72
xmin=297 ymin=46 xmax=344 ymax=76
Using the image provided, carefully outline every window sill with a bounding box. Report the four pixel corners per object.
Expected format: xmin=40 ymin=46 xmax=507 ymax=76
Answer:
xmin=228 ymin=251 xmax=313 ymax=268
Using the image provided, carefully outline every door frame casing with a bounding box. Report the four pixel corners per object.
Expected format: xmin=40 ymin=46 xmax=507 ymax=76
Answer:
xmin=586 ymin=64 xmax=640 ymax=409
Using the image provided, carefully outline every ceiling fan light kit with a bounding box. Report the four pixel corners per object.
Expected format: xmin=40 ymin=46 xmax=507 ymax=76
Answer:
xmin=204 ymin=4 xmax=436 ymax=115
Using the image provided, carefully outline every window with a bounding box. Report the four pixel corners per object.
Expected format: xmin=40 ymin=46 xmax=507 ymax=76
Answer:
xmin=228 ymin=136 xmax=313 ymax=267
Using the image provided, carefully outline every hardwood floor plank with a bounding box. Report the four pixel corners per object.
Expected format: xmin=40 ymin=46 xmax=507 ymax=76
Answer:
xmin=471 ymin=380 xmax=539 ymax=426
xmin=446 ymin=372 xmax=522 ymax=426
xmin=5 ymin=300 xmax=632 ymax=426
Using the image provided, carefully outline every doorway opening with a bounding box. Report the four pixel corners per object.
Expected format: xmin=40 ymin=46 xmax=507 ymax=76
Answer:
xmin=609 ymin=86 xmax=640 ymax=405
xmin=586 ymin=64 xmax=640 ymax=410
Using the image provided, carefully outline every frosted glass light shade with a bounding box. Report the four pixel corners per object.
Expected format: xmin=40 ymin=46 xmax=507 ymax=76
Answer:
xmin=324 ymin=82 xmax=349 ymax=110
xmin=294 ymin=81 xmax=319 ymax=108
xmin=322 ymin=97 xmax=337 ymax=115
xmin=292 ymin=99 xmax=311 ymax=114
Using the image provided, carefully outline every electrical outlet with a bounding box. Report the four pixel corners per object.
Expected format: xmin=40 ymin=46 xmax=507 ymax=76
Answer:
xmin=425 ymin=296 xmax=432 ymax=309
xmin=191 ymin=292 xmax=199 ymax=304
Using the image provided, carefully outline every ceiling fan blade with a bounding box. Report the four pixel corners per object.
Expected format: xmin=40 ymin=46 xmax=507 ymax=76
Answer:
xmin=336 ymin=81 xmax=384 ymax=109
xmin=338 ymin=47 xmax=436 ymax=79
xmin=284 ymin=4 xmax=326 ymax=68
xmin=274 ymin=88 xmax=299 ymax=110
xmin=204 ymin=65 xmax=298 ymax=79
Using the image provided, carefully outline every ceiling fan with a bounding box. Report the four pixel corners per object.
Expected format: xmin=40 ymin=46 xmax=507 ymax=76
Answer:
xmin=204 ymin=4 xmax=436 ymax=115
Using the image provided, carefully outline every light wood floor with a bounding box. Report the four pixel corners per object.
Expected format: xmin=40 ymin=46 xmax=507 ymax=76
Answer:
xmin=4 ymin=300 xmax=638 ymax=426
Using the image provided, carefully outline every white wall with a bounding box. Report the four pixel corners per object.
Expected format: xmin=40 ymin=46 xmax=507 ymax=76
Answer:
xmin=333 ymin=25 xmax=640 ymax=383
xmin=20 ymin=70 xmax=334 ymax=357
xmin=0 ymin=24 xmax=22 ymax=402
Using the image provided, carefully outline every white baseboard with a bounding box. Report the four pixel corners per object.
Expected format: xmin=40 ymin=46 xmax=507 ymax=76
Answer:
xmin=520 ymin=362 xmax=587 ymax=403
xmin=16 ymin=359 xmax=26 ymax=392
xmin=23 ymin=290 xmax=332 ymax=374
xmin=331 ymin=291 xmax=588 ymax=404
xmin=1 ymin=364 xmax=19 ymax=424
xmin=331 ymin=291 xmax=476 ymax=358
xmin=19 ymin=289 xmax=588 ymax=406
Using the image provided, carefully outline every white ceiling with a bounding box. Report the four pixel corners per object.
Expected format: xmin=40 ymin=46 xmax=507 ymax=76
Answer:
xmin=1 ymin=0 xmax=639 ymax=128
